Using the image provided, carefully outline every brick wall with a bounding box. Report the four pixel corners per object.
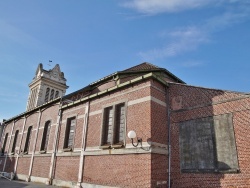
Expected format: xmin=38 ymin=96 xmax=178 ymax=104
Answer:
xmin=58 ymin=104 xmax=86 ymax=150
xmin=86 ymin=80 xmax=152 ymax=147
xmin=25 ymin=112 xmax=39 ymax=153
xmin=32 ymin=156 xmax=50 ymax=178
xmin=151 ymin=154 xmax=168 ymax=187
xmin=16 ymin=157 xmax=30 ymax=175
xmin=169 ymin=83 xmax=250 ymax=188
xmin=83 ymin=154 xmax=151 ymax=188
xmin=4 ymin=156 xmax=16 ymax=173
xmin=2 ymin=74 xmax=249 ymax=188
xmin=35 ymin=104 xmax=59 ymax=151
xmin=54 ymin=156 xmax=79 ymax=182
xmin=150 ymin=80 xmax=167 ymax=144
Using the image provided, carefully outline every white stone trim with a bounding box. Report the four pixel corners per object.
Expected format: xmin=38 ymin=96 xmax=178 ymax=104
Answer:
xmin=89 ymin=96 xmax=166 ymax=117
xmin=81 ymin=182 xmax=118 ymax=188
xmin=15 ymin=173 xmax=28 ymax=181
xmin=90 ymin=83 xmax=151 ymax=105
xmin=89 ymin=110 xmax=102 ymax=116
xmin=62 ymin=105 xmax=87 ymax=115
xmin=84 ymin=142 xmax=168 ymax=155
xmin=30 ymin=175 xmax=48 ymax=184
xmin=53 ymin=179 xmax=77 ymax=187
xmin=151 ymin=96 xmax=167 ymax=107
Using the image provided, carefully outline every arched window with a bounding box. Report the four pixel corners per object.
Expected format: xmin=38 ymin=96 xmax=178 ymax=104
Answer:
xmin=2 ymin=133 xmax=8 ymax=153
xmin=50 ymin=89 xmax=54 ymax=101
xmin=11 ymin=130 xmax=19 ymax=153
xmin=24 ymin=126 xmax=32 ymax=154
xmin=41 ymin=121 xmax=51 ymax=152
xmin=45 ymin=88 xmax=50 ymax=103
xmin=55 ymin=91 xmax=59 ymax=98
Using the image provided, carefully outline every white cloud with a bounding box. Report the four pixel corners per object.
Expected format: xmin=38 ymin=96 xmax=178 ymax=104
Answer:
xmin=139 ymin=26 xmax=209 ymax=60
xmin=138 ymin=3 xmax=250 ymax=61
xmin=181 ymin=60 xmax=204 ymax=67
xmin=123 ymin=0 xmax=221 ymax=14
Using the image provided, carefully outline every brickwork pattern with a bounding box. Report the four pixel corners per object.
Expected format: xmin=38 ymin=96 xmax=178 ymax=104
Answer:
xmin=86 ymin=114 xmax=101 ymax=147
xmin=0 ymin=122 xmax=12 ymax=152
xmin=92 ymin=80 xmax=116 ymax=94
xmin=25 ymin=113 xmax=39 ymax=153
xmin=170 ymin=84 xmax=244 ymax=110
xmin=83 ymin=154 xmax=151 ymax=188
xmin=16 ymin=157 xmax=31 ymax=175
xmin=36 ymin=104 xmax=59 ymax=151
xmin=150 ymin=81 xmax=167 ymax=144
xmin=32 ymin=156 xmax=50 ymax=178
xmin=86 ymin=81 xmax=152 ymax=147
xmin=58 ymin=104 xmax=86 ymax=150
xmin=54 ymin=156 xmax=79 ymax=182
xmin=4 ymin=156 xmax=16 ymax=173
xmin=169 ymin=83 xmax=250 ymax=188
xmin=151 ymin=154 xmax=168 ymax=188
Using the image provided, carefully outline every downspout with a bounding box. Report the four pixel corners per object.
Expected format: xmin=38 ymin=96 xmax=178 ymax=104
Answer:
xmin=48 ymin=100 xmax=62 ymax=185
xmin=27 ymin=109 xmax=42 ymax=182
xmin=77 ymin=101 xmax=90 ymax=188
xmin=3 ymin=120 xmax=15 ymax=172
xmin=14 ymin=116 xmax=27 ymax=175
xmin=166 ymin=85 xmax=171 ymax=188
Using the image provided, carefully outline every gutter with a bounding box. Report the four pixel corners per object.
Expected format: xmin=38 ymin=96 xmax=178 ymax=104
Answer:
xmin=62 ymin=73 xmax=168 ymax=109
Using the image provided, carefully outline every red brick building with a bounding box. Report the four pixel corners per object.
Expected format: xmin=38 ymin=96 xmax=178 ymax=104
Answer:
xmin=0 ymin=62 xmax=250 ymax=188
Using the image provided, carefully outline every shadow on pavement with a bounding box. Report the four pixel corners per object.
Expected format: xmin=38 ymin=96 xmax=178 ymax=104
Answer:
xmin=0 ymin=178 xmax=58 ymax=188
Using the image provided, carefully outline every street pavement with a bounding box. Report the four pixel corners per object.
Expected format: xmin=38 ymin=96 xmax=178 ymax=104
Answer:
xmin=0 ymin=178 xmax=58 ymax=188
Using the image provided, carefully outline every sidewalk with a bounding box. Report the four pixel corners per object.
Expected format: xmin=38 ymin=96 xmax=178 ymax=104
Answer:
xmin=0 ymin=178 xmax=58 ymax=188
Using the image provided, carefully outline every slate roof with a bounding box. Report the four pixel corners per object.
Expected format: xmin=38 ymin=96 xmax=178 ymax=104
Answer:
xmin=121 ymin=62 xmax=185 ymax=83
xmin=122 ymin=62 xmax=161 ymax=72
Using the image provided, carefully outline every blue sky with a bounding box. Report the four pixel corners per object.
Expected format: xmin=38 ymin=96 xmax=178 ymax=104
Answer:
xmin=1 ymin=0 xmax=250 ymax=121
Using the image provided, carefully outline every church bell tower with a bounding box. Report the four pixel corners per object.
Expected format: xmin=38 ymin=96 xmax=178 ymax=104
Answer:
xmin=26 ymin=63 xmax=68 ymax=111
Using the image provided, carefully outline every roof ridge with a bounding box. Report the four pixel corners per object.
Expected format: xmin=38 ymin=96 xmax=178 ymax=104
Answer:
xmin=122 ymin=62 xmax=161 ymax=72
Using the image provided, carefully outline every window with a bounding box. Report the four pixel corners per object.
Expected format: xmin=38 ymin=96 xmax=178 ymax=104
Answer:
xmin=179 ymin=114 xmax=239 ymax=173
xmin=11 ymin=130 xmax=19 ymax=154
xmin=100 ymin=102 xmax=126 ymax=148
xmin=45 ymin=88 xmax=50 ymax=103
xmin=24 ymin=126 xmax=32 ymax=154
xmin=55 ymin=91 xmax=59 ymax=98
xmin=50 ymin=89 xmax=54 ymax=101
xmin=1 ymin=133 xmax=8 ymax=154
xmin=63 ymin=117 xmax=76 ymax=151
xmin=40 ymin=121 xmax=51 ymax=152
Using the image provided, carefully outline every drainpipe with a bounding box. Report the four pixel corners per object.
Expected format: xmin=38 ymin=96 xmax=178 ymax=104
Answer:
xmin=48 ymin=101 xmax=62 ymax=185
xmin=76 ymin=102 xmax=90 ymax=188
xmin=166 ymin=86 xmax=171 ymax=188
xmin=27 ymin=109 xmax=42 ymax=182
xmin=14 ymin=116 xmax=27 ymax=175
xmin=3 ymin=120 xmax=15 ymax=172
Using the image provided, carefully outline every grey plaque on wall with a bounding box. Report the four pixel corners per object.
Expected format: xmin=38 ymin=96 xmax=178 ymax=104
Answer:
xmin=179 ymin=113 xmax=239 ymax=173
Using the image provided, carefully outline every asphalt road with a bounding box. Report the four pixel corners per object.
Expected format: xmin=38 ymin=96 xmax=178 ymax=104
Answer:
xmin=0 ymin=178 xmax=58 ymax=188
